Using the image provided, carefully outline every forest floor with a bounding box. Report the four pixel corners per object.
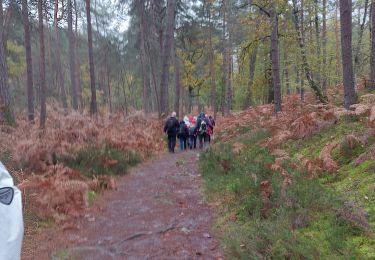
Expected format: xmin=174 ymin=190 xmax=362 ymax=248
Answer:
xmin=13 ymin=86 xmax=375 ymax=259
xmin=24 ymin=150 xmax=224 ymax=260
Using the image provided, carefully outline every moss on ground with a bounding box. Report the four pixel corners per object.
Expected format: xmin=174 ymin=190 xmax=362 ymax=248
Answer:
xmin=284 ymin=119 xmax=363 ymax=160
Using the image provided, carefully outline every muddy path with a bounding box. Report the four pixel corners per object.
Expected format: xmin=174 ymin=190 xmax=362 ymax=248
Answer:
xmin=29 ymin=150 xmax=223 ymax=259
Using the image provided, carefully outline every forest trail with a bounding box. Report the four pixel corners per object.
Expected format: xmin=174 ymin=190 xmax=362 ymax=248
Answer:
xmin=46 ymin=150 xmax=223 ymax=259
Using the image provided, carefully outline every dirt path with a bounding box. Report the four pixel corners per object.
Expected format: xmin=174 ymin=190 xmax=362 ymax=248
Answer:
xmin=32 ymin=150 xmax=223 ymax=259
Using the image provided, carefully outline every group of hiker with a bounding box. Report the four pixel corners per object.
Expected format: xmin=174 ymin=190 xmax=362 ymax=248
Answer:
xmin=164 ymin=112 xmax=216 ymax=153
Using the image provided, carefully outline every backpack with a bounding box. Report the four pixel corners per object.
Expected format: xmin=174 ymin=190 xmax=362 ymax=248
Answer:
xmin=166 ymin=118 xmax=175 ymax=132
xmin=199 ymin=120 xmax=207 ymax=134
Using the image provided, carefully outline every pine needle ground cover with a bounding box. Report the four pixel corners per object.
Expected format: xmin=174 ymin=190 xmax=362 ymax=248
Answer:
xmin=200 ymin=93 xmax=375 ymax=259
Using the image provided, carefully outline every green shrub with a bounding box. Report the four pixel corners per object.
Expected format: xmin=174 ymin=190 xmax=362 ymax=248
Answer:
xmin=61 ymin=142 xmax=141 ymax=178
xmin=332 ymin=142 xmax=366 ymax=166
xmin=200 ymin=128 xmax=371 ymax=259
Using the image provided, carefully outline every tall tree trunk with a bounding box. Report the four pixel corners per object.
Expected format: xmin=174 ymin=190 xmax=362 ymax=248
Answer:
xmin=270 ymin=1 xmax=282 ymax=112
xmin=179 ymin=82 xmax=183 ymax=115
xmin=0 ymin=0 xmax=13 ymax=124
xmin=46 ymin=18 xmax=53 ymax=95
xmin=227 ymin=42 xmax=233 ymax=112
xmin=208 ymin=3 xmax=216 ymax=118
xmin=283 ymin=17 xmax=291 ymax=95
xmin=322 ymin=0 xmax=327 ymax=90
xmin=68 ymin=0 xmax=78 ymax=110
xmin=226 ymin=2 xmax=233 ymax=113
xmin=335 ymin=1 xmax=342 ymax=81
xmin=300 ymin=0 xmax=305 ymax=100
xmin=243 ymin=42 xmax=258 ymax=109
xmin=86 ymin=0 xmax=97 ymax=115
xmin=221 ymin=0 xmax=228 ymax=116
xmin=339 ymin=0 xmax=357 ymax=109
xmin=107 ymin=65 xmax=112 ymax=113
xmin=159 ymin=0 xmax=176 ymax=115
xmin=292 ymin=0 xmax=327 ymax=103
xmin=267 ymin=52 xmax=274 ymax=104
xmin=188 ymin=87 xmax=193 ymax=113
xmin=243 ymin=11 xmax=259 ymax=109
xmin=149 ymin=0 xmax=162 ymax=115
xmin=314 ymin=0 xmax=321 ymax=84
xmin=54 ymin=0 xmax=68 ymax=112
xmin=371 ymin=0 xmax=375 ymax=83
xmin=284 ymin=51 xmax=290 ymax=95
xmin=74 ymin=0 xmax=83 ymax=110
xmin=354 ymin=0 xmax=369 ymax=75
xmin=119 ymin=71 xmax=128 ymax=115
xmin=148 ymin=45 xmax=161 ymax=116
xmin=138 ymin=0 xmax=149 ymax=114
xmin=295 ymin=64 xmax=300 ymax=93
xmin=173 ymin=50 xmax=181 ymax=117
xmin=22 ymin=0 xmax=34 ymax=122
xmin=38 ymin=0 xmax=46 ymax=128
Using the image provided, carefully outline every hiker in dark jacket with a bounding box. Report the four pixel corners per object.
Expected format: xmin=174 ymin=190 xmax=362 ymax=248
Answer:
xmin=177 ymin=120 xmax=189 ymax=151
xmin=196 ymin=113 xmax=211 ymax=149
xmin=188 ymin=124 xmax=197 ymax=149
xmin=208 ymin=115 xmax=215 ymax=143
xmin=164 ymin=112 xmax=179 ymax=153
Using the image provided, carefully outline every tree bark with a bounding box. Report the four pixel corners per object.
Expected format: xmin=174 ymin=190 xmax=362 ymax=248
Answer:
xmin=270 ymin=1 xmax=282 ymax=112
xmin=354 ymin=0 xmax=369 ymax=75
xmin=295 ymin=64 xmax=300 ymax=93
xmin=339 ymin=0 xmax=357 ymax=109
xmin=0 ymin=0 xmax=13 ymax=124
xmin=149 ymin=0 xmax=163 ymax=115
xmin=314 ymin=0 xmax=321 ymax=84
xmin=86 ymin=0 xmax=97 ymax=115
xmin=120 ymin=72 xmax=128 ymax=115
xmin=221 ymin=0 xmax=228 ymax=116
xmin=208 ymin=2 xmax=216 ymax=118
xmin=322 ymin=0 xmax=327 ymax=90
xmin=54 ymin=0 xmax=68 ymax=113
xmin=38 ymin=0 xmax=46 ymax=128
xmin=22 ymin=0 xmax=34 ymax=122
xmin=335 ymin=1 xmax=342 ymax=81
xmin=148 ymin=44 xmax=161 ymax=116
xmin=226 ymin=1 xmax=233 ymax=113
xmin=74 ymin=0 xmax=83 ymax=110
xmin=283 ymin=17 xmax=291 ymax=95
xmin=266 ymin=52 xmax=274 ymax=104
xmin=243 ymin=44 xmax=258 ymax=109
xmin=46 ymin=18 xmax=53 ymax=95
xmin=227 ymin=50 xmax=232 ymax=113
xmin=159 ymin=0 xmax=176 ymax=115
xmin=292 ymin=0 xmax=327 ymax=103
xmin=68 ymin=0 xmax=78 ymax=110
xmin=173 ymin=49 xmax=181 ymax=117
xmin=107 ymin=66 xmax=112 ymax=113
xmin=300 ymin=0 xmax=305 ymax=100
xmin=371 ymin=1 xmax=375 ymax=83
xmin=138 ymin=0 xmax=149 ymax=114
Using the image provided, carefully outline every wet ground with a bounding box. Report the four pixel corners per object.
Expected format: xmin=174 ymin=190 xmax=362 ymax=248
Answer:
xmin=26 ymin=150 xmax=223 ymax=260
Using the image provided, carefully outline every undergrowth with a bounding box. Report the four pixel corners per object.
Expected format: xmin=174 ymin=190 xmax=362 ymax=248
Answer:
xmin=200 ymin=127 xmax=375 ymax=259
xmin=284 ymin=118 xmax=364 ymax=161
xmin=60 ymin=142 xmax=141 ymax=178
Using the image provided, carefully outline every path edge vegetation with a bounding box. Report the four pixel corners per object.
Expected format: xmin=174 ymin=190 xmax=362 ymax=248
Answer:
xmin=199 ymin=93 xmax=375 ymax=259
